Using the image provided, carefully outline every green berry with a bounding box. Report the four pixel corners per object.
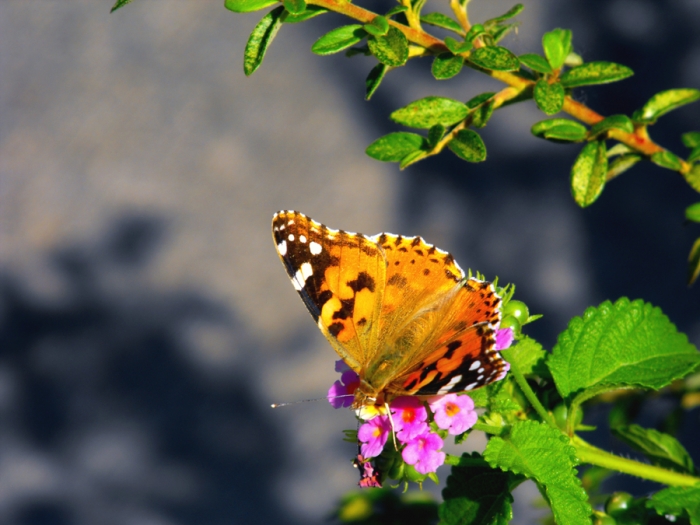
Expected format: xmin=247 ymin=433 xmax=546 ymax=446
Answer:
xmin=500 ymin=315 xmax=522 ymax=334
xmin=605 ymin=492 xmax=633 ymax=517
xmin=503 ymin=300 xmax=529 ymax=324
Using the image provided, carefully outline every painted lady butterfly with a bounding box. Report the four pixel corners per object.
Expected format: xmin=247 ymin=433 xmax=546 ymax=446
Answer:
xmin=272 ymin=211 xmax=508 ymax=414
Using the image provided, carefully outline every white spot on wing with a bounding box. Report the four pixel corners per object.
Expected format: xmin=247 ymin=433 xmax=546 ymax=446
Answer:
xmin=300 ymin=262 xmax=313 ymax=281
xmin=478 ymin=367 xmax=485 ymax=374
xmin=465 ymin=382 xmax=478 ymax=390
xmin=277 ymin=240 xmax=287 ymax=256
xmin=469 ymin=361 xmax=481 ymax=371
xmin=309 ymin=241 xmax=322 ymax=255
xmin=292 ymin=262 xmax=313 ymax=291
xmin=287 ymin=219 xmax=295 ymax=225
xmin=299 ymin=235 xmax=307 ymax=243
xmin=437 ymin=375 xmax=462 ymax=395
xmin=288 ymin=234 xmax=295 ymax=241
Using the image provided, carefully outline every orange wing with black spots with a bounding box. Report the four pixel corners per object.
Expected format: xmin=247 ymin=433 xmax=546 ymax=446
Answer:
xmin=272 ymin=211 xmax=508 ymax=409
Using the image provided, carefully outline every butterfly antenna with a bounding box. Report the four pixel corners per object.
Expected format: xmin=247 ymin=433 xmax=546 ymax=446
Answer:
xmin=271 ymin=394 xmax=354 ymax=409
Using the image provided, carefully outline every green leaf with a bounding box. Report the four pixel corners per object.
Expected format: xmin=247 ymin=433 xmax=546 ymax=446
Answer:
xmin=110 ymin=0 xmax=134 ymax=12
xmin=548 ymin=298 xmax=700 ymax=402
xmin=612 ymin=424 xmax=695 ymax=474
xmin=367 ymin=26 xmax=408 ymax=67
xmin=542 ymin=28 xmax=572 ymax=70
xmin=469 ymin=46 xmax=520 ymax=71
xmin=363 ymin=15 xmax=390 ymax=37
xmin=688 ymin=238 xmax=700 ymax=285
xmin=484 ymin=421 xmax=592 ymax=525
xmin=448 ymin=129 xmax=487 ymax=162
xmin=311 ymin=25 xmax=366 ymax=56
xmin=519 ymin=53 xmax=553 ymax=74
xmin=560 ymin=62 xmax=634 ymax=88
xmin=366 ymin=132 xmax=426 ymax=162
xmin=651 ymin=151 xmax=683 ymax=171
xmin=685 ymin=203 xmax=700 ymax=223
xmin=281 ymin=5 xmax=327 ymax=23
xmin=444 ymin=37 xmax=473 ymax=54
xmin=500 ymin=336 xmax=547 ymax=377
xmin=365 ymin=63 xmax=388 ymax=101
xmin=385 ymin=6 xmax=408 ymax=18
xmin=391 ymin=97 xmax=468 ymax=129
xmin=607 ymin=154 xmax=641 ymax=179
xmin=432 ymin=53 xmax=464 ymax=80
xmin=565 ymin=52 xmax=583 ymax=67
xmin=467 ymin=92 xmax=496 ymax=109
xmin=685 ymin=164 xmax=700 ymax=193
xmin=588 ymin=115 xmax=634 ymax=138
xmin=440 ymin=453 xmax=517 ymax=525
xmin=682 ymin=131 xmax=700 ymax=149
xmin=689 ymin=146 xmax=700 ymax=164
xmin=634 ymin=88 xmax=700 ymax=124
xmin=225 ymin=0 xmax=277 ymax=13
xmin=465 ymin=24 xmax=486 ymax=43
xmin=420 ymin=12 xmax=463 ymax=34
xmin=571 ymin=141 xmax=607 ymax=207
xmin=244 ymin=6 xmax=285 ymax=76
xmin=531 ymin=118 xmax=587 ymax=142
xmin=534 ymin=80 xmax=565 ymax=115
xmin=484 ymin=3 xmax=524 ymax=25
xmin=282 ymin=0 xmax=305 ymax=15
xmin=399 ymin=149 xmax=427 ymax=169
xmin=489 ymin=24 xmax=517 ymax=44
xmin=471 ymin=100 xmax=496 ymax=128
xmin=427 ymin=124 xmax=446 ymax=148
xmin=647 ymin=486 xmax=700 ymax=525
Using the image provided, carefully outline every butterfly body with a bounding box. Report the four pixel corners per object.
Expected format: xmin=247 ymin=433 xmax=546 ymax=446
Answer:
xmin=272 ymin=211 xmax=508 ymax=412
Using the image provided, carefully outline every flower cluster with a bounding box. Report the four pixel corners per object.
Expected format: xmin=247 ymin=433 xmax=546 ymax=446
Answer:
xmin=329 ymin=327 xmax=514 ymax=487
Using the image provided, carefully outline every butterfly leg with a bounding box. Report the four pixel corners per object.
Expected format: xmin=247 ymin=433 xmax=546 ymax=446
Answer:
xmin=385 ymin=402 xmax=399 ymax=450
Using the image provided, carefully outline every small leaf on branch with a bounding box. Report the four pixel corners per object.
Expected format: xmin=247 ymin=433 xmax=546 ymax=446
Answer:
xmin=385 ymin=5 xmax=408 ymax=18
xmin=469 ymin=46 xmax=520 ymax=71
xmin=531 ymin=119 xmax=587 ymax=142
xmin=484 ymin=421 xmax=592 ymax=525
xmin=611 ymin=424 xmax=695 ymax=474
xmin=682 ymin=132 xmax=700 ymax=149
xmin=471 ymin=100 xmax=495 ymax=128
xmin=607 ymin=154 xmax=641 ymax=179
xmin=685 ymin=203 xmax=700 ymax=223
xmin=633 ymin=88 xmax=700 ymax=124
xmin=651 ymin=151 xmax=683 ymax=171
xmin=519 ymin=53 xmax=553 ymax=74
xmin=444 ymin=37 xmax=473 ymax=54
xmin=689 ymin=146 xmax=700 ymax=164
xmin=534 ymin=80 xmax=565 ymax=115
xmin=571 ymin=140 xmax=607 ymax=207
xmin=363 ymin=15 xmax=390 ymax=37
xmin=367 ymin=26 xmax=409 ymax=67
xmin=365 ymin=63 xmax=388 ymax=100
xmin=688 ymin=237 xmax=700 ymax=285
xmin=542 ymin=28 xmax=572 ymax=70
xmin=311 ymin=25 xmax=366 ymax=55
xmin=244 ymin=6 xmax=285 ymax=76
xmin=588 ymin=115 xmax=634 ymax=138
xmin=647 ymin=486 xmax=700 ymax=525
xmin=390 ymin=97 xmax=468 ymax=129
xmin=448 ymin=130 xmax=487 ymax=162
xmin=548 ymin=298 xmax=700 ymax=402
xmin=110 ymin=0 xmax=135 ymax=12
xmin=282 ymin=0 xmax=306 ymax=15
xmin=484 ymin=3 xmax=524 ymax=26
xmin=432 ymin=53 xmax=464 ymax=80
xmin=559 ymin=62 xmax=634 ymax=88
xmin=366 ymin=132 xmax=426 ymax=162
xmin=225 ymin=0 xmax=277 ymax=13
xmin=420 ymin=12 xmax=464 ymax=34
xmin=427 ymin=124 xmax=446 ymax=148
xmin=281 ymin=5 xmax=328 ymax=23
xmin=465 ymin=24 xmax=486 ymax=43
xmin=685 ymin=164 xmax=700 ymax=193
xmin=399 ymin=149 xmax=427 ymax=169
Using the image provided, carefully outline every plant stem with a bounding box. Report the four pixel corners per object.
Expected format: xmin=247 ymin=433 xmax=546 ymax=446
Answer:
xmin=573 ymin=436 xmax=700 ymax=487
xmin=473 ymin=422 xmax=505 ymax=435
xmin=508 ymin=359 xmax=557 ymax=428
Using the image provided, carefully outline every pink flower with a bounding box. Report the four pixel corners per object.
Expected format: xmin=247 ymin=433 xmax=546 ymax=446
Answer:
xmin=328 ymin=360 xmax=359 ymax=408
xmin=429 ymin=393 xmax=478 ymax=435
xmin=401 ymin=431 xmax=446 ymax=475
xmin=358 ymin=415 xmax=391 ymax=458
xmin=354 ymin=455 xmax=382 ymax=488
xmin=495 ymin=327 xmax=514 ymax=351
xmin=390 ymin=396 xmax=429 ymax=442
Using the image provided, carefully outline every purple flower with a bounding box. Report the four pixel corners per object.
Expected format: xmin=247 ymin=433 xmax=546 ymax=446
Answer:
xmin=358 ymin=415 xmax=391 ymax=459
xmin=390 ymin=396 xmax=429 ymax=442
xmin=328 ymin=360 xmax=359 ymax=408
xmin=354 ymin=455 xmax=382 ymax=488
xmin=429 ymin=393 xmax=478 ymax=435
xmin=401 ymin=431 xmax=446 ymax=475
xmin=495 ymin=327 xmax=514 ymax=351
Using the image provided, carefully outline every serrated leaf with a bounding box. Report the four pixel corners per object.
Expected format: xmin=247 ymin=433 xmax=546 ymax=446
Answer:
xmin=500 ymin=336 xmax=547 ymax=377
xmin=367 ymin=26 xmax=408 ymax=67
xmin=282 ymin=5 xmax=328 ymax=23
xmin=444 ymin=37 xmax=473 ymax=54
xmin=311 ymin=24 xmax=366 ymax=55
xmin=682 ymin=132 xmax=700 ymax=149
xmin=420 ymin=12 xmax=463 ymax=34
xmin=689 ymin=146 xmax=700 ymax=164
xmin=364 ymin=15 xmax=389 ymax=37
xmin=365 ymin=63 xmax=388 ymax=101
xmin=484 ymin=3 xmax=524 ymax=25
xmin=448 ymin=129 xmax=487 ymax=162
xmin=647 ymin=486 xmax=700 ymax=525
xmin=534 ymin=80 xmax=565 ymax=115
xmin=607 ymin=153 xmax=641 ymax=179
xmin=571 ymin=140 xmax=607 ymax=207
xmin=519 ymin=53 xmax=553 ymax=74
xmin=110 ymin=0 xmax=134 ymax=12
xmin=548 ymin=298 xmax=700 ymax=401
xmin=531 ymin=119 xmax=587 ymax=142
xmin=440 ymin=453 xmax=517 ymax=525
xmin=688 ymin=238 xmax=700 ymax=285
xmin=612 ymin=424 xmax=695 ymax=474
xmin=225 ymin=0 xmax=277 ymax=13
xmin=651 ymin=151 xmax=683 ymax=171
xmin=366 ymin=132 xmax=426 ymax=162
xmin=282 ymin=0 xmax=306 ymax=15
xmin=391 ymin=97 xmax=468 ymax=129
xmin=432 ymin=53 xmax=464 ymax=80
xmin=469 ymin=46 xmax=520 ymax=71
xmin=635 ymin=88 xmax=700 ymax=124
xmin=560 ymin=62 xmax=633 ymax=88
xmin=588 ymin=115 xmax=634 ymax=138
xmin=244 ymin=7 xmax=285 ymax=76
xmin=484 ymin=421 xmax=591 ymax=525
xmin=542 ymin=28 xmax=572 ymax=70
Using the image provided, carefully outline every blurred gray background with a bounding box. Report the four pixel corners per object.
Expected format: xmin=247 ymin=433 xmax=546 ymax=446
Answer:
xmin=1 ymin=1 xmax=699 ymax=524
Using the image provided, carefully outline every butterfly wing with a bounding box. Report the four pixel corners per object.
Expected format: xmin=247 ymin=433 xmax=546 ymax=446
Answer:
xmin=272 ymin=211 xmax=386 ymax=372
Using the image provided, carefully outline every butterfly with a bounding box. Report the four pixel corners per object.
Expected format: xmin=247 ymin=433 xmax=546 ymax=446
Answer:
xmin=272 ymin=210 xmax=508 ymax=414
